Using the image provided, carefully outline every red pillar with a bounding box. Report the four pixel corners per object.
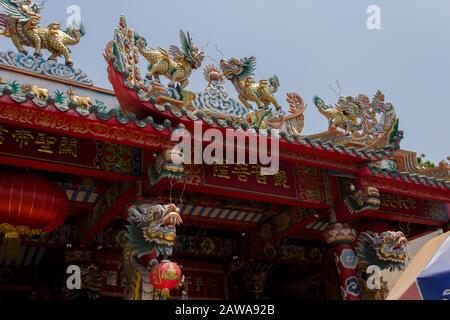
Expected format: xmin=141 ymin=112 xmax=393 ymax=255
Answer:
xmin=324 ymin=222 xmax=361 ymax=300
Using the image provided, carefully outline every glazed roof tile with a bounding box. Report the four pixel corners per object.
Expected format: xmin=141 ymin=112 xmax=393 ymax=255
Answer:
xmin=368 ymin=164 xmax=450 ymax=191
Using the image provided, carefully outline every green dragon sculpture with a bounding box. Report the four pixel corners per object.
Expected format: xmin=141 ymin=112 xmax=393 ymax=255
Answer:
xmin=148 ymin=148 xmax=184 ymax=186
xmin=136 ymin=30 xmax=204 ymax=89
xmin=357 ymin=230 xmax=408 ymax=272
xmin=344 ymin=185 xmax=381 ymax=214
xmin=356 ymin=230 xmax=408 ymax=300
xmin=122 ymin=202 xmax=183 ymax=300
xmin=0 ymin=0 xmax=85 ymax=66
xmin=220 ymin=56 xmax=282 ymax=111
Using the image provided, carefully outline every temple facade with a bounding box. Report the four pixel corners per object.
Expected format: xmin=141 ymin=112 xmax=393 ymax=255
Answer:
xmin=0 ymin=5 xmax=449 ymax=300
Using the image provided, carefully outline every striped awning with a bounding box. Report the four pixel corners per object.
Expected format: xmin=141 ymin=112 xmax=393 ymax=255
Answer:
xmin=253 ymin=263 xmax=278 ymax=275
xmin=0 ymin=246 xmax=46 ymax=267
xmin=306 ymin=221 xmax=329 ymax=231
xmin=65 ymin=190 xmax=101 ymax=203
xmin=180 ymin=204 xmax=264 ymax=223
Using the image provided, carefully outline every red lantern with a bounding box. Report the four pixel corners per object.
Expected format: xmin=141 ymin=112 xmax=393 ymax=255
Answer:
xmin=149 ymin=260 xmax=183 ymax=298
xmin=0 ymin=170 xmax=70 ymax=260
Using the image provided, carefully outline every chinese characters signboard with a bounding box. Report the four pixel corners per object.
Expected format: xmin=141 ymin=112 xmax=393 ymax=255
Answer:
xmin=204 ymin=162 xmax=298 ymax=200
xmin=380 ymin=193 xmax=448 ymax=222
xmin=0 ymin=124 xmax=141 ymax=176
xmin=182 ymin=162 xmax=332 ymax=205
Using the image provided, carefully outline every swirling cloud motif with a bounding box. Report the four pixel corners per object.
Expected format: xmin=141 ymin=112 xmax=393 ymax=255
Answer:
xmin=345 ymin=276 xmax=361 ymax=297
xmin=0 ymin=51 xmax=93 ymax=85
xmin=340 ymin=248 xmax=358 ymax=269
xmin=194 ymin=80 xmax=247 ymax=117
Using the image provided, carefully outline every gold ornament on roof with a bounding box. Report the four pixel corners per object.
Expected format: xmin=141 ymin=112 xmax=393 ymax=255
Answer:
xmin=314 ymin=91 xmax=399 ymax=149
xmin=67 ymin=88 xmax=93 ymax=110
xmin=0 ymin=0 xmax=86 ymax=66
xmin=220 ymin=56 xmax=282 ymax=111
xmin=21 ymin=83 xmax=48 ymax=100
xmin=136 ymin=30 xmax=205 ymax=89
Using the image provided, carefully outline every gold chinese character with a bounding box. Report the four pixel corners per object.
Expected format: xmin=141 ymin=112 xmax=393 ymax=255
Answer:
xmin=274 ymin=170 xmax=291 ymax=188
xmin=12 ymin=130 xmax=34 ymax=149
xmin=213 ymin=163 xmax=230 ymax=179
xmin=0 ymin=126 xmax=8 ymax=145
xmin=232 ymin=164 xmax=252 ymax=182
xmin=404 ymin=198 xmax=417 ymax=211
xmin=35 ymin=133 xmax=57 ymax=154
xmin=251 ymin=164 xmax=267 ymax=184
xmin=59 ymin=137 xmax=78 ymax=158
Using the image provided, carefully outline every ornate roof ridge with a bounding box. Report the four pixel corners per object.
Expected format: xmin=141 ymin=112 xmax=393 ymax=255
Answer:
xmin=0 ymin=77 xmax=402 ymax=164
xmin=367 ymin=163 xmax=450 ymax=191
xmin=393 ymin=149 xmax=450 ymax=181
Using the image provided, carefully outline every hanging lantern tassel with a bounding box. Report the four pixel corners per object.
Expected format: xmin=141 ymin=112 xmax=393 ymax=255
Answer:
xmin=161 ymin=288 xmax=170 ymax=299
xmin=149 ymin=260 xmax=183 ymax=300
xmin=0 ymin=230 xmax=21 ymax=262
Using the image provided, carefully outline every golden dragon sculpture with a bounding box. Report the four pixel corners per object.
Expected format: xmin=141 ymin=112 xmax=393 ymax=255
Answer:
xmin=220 ymin=56 xmax=282 ymax=111
xmin=136 ymin=30 xmax=205 ymax=89
xmin=0 ymin=0 xmax=85 ymax=66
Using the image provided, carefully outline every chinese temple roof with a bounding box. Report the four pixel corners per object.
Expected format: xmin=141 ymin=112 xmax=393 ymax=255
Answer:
xmin=367 ymin=163 xmax=450 ymax=190
xmin=0 ymin=12 xmax=448 ymax=192
xmin=0 ymin=74 xmax=399 ymax=163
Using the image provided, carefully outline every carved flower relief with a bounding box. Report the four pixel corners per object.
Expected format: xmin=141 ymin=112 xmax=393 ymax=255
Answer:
xmin=323 ymin=222 xmax=356 ymax=245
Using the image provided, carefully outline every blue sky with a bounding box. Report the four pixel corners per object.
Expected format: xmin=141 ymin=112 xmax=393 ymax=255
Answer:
xmin=1 ymin=0 xmax=449 ymax=163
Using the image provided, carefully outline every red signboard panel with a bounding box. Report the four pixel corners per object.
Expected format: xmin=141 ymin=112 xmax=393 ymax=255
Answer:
xmin=203 ymin=162 xmax=298 ymax=200
xmin=0 ymin=123 xmax=141 ymax=176
xmin=182 ymin=162 xmax=332 ymax=205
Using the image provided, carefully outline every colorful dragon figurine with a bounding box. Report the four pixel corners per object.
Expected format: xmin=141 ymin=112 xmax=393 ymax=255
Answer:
xmin=0 ymin=0 xmax=85 ymax=66
xmin=313 ymin=91 xmax=398 ymax=149
xmin=122 ymin=202 xmax=183 ymax=300
xmin=356 ymin=230 xmax=408 ymax=272
xmin=220 ymin=56 xmax=282 ymax=111
xmin=148 ymin=148 xmax=185 ymax=186
xmin=356 ymin=230 xmax=408 ymax=300
xmin=136 ymin=31 xmax=204 ymax=89
xmin=313 ymin=95 xmax=361 ymax=135
xmin=343 ymin=185 xmax=381 ymax=214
